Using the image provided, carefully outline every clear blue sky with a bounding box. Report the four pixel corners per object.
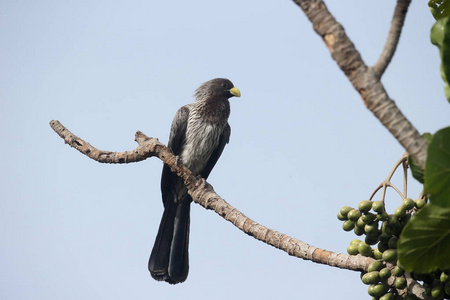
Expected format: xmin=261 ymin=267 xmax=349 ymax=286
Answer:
xmin=1 ymin=1 xmax=448 ymax=299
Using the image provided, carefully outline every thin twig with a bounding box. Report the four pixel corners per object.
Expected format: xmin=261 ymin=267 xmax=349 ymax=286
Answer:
xmin=369 ymin=155 xmax=408 ymax=202
xmin=386 ymin=154 xmax=408 ymax=183
xmin=403 ymin=157 xmax=408 ymax=197
xmin=50 ymin=120 xmax=375 ymax=272
xmin=372 ymin=0 xmax=412 ymax=77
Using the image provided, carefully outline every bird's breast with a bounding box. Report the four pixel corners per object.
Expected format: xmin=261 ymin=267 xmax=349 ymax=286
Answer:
xmin=180 ymin=117 xmax=223 ymax=174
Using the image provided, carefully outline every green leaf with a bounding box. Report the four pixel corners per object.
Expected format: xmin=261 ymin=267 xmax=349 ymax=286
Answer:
xmin=425 ymin=127 xmax=450 ymax=207
xmin=423 ymin=132 xmax=434 ymax=144
xmin=431 ymin=17 xmax=450 ymax=103
xmin=408 ymin=156 xmax=424 ymax=183
xmin=429 ymin=0 xmax=450 ymax=20
xmin=397 ymin=204 xmax=450 ymax=273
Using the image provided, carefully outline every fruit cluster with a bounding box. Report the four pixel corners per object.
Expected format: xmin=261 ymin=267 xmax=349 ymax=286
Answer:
xmin=415 ymin=272 xmax=450 ymax=300
xmin=338 ymin=198 xmax=450 ymax=299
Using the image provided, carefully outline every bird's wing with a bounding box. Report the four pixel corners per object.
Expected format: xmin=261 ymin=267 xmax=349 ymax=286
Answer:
xmin=167 ymin=105 xmax=190 ymax=155
xmin=161 ymin=105 xmax=190 ymax=207
xmin=200 ymin=123 xmax=231 ymax=179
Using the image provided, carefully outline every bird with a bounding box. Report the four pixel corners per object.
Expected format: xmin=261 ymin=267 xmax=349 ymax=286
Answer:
xmin=148 ymin=78 xmax=241 ymax=284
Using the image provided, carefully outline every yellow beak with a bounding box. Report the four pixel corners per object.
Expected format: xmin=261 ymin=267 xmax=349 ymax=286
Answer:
xmin=229 ymin=87 xmax=241 ymax=97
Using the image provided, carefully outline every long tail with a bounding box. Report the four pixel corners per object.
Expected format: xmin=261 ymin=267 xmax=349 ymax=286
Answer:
xmin=148 ymin=199 xmax=190 ymax=284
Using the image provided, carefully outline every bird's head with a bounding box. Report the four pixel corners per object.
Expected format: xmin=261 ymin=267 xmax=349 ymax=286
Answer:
xmin=195 ymin=78 xmax=241 ymax=101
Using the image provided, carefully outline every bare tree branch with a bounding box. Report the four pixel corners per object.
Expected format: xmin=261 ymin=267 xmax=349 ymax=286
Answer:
xmin=292 ymin=0 xmax=428 ymax=169
xmin=405 ymin=273 xmax=430 ymax=300
xmin=50 ymin=119 xmax=375 ymax=272
xmin=49 ymin=120 xmax=156 ymax=163
xmin=51 ymin=117 xmax=430 ymax=300
xmin=373 ymin=0 xmax=412 ymax=77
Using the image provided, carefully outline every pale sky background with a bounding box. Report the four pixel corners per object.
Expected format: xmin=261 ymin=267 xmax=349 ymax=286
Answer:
xmin=1 ymin=1 xmax=449 ymax=300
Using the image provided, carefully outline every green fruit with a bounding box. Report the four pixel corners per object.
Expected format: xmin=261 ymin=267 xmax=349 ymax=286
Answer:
xmin=404 ymin=295 xmax=418 ymax=300
xmin=358 ymin=200 xmax=373 ymax=213
xmin=392 ymin=265 xmax=405 ymax=277
xmin=368 ymin=261 xmax=384 ymax=272
xmin=379 ymin=268 xmax=391 ymax=280
xmin=415 ymin=198 xmax=425 ymax=209
xmin=342 ymin=220 xmax=355 ymax=231
xmin=396 ymin=259 xmax=405 ymax=270
xmin=358 ymin=242 xmax=373 ymax=257
xmin=395 ymin=276 xmax=407 ymax=289
xmin=392 ymin=225 xmax=403 ymax=237
xmin=431 ymin=284 xmax=444 ymax=298
xmin=366 ymin=227 xmax=381 ymax=239
xmin=372 ymin=201 xmax=385 ymax=213
xmin=381 ymin=222 xmax=394 ymax=236
xmin=378 ymin=242 xmax=389 ymax=253
xmin=347 ymin=244 xmax=359 ymax=255
xmin=380 ymin=292 xmax=395 ymax=300
xmin=367 ymin=284 xmax=376 ymax=296
xmin=356 ymin=217 xmax=366 ymax=228
xmin=400 ymin=213 xmax=411 ymax=225
xmin=362 ymin=271 xmax=381 ymax=285
xmin=379 ymin=233 xmax=391 ymax=243
xmin=362 ymin=213 xmax=377 ymax=224
xmin=354 ymin=225 xmax=364 ymax=236
xmin=402 ymin=198 xmax=415 ymax=210
xmin=377 ymin=212 xmax=389 ymax=221
xmin=388 ymin=236 xmax=398 ymax=249
xmin=365 ymin=235 xmax=379 ymax=246
xmin=368 ymin=283 xmax=389 ymax=297
xmin=340 ymin=206 xmax=353 ymax=217
xmin=387 ymin=214 xmax=399 ymax=227
xmin=365 ymin=222 xmax=379 ymax=235
xmin=382 ymin=249 xmax=397 ymax=262
xmin=441 ymin=272 xmax=449 ymax=283
xmin=374 ymin=249 xmax=383 ymax=260
xmin=337 ymin=211 xmax=347 ymax=221
xmin=348 ymin=209 xmax=361 ymax=221
xmin=350 ymin=239 xmax=362 ymax=246
xmin=395 ymin=206 xmax=406 ymax=218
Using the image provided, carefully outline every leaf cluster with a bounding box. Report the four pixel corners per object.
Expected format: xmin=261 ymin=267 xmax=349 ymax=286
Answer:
xmin=398 ymin=128 xmax=450 ymax=274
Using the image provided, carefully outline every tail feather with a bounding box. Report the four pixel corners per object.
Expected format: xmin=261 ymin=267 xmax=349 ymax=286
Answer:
xmin=168 ymin=201 xmax=190 ymax=283
xmin=149 ymin=199 xmax=190 ymax=284
xmin=148 ymin=201 xmax=176 ymax=281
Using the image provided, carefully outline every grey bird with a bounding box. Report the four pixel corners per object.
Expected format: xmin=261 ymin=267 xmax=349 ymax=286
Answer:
xmin=148 ymin=78 xmax=241 ymax=284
